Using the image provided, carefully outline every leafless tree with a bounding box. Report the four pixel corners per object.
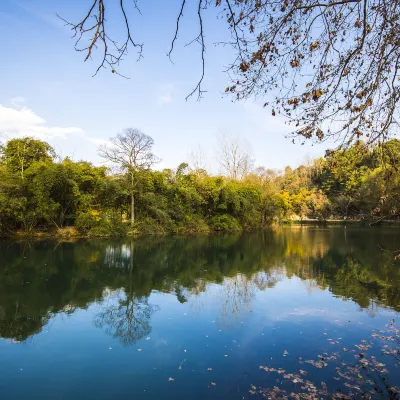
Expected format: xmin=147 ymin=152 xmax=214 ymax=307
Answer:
xmin=98 ymin=128 xmax=159 ymax=227
xmin=188 ymin=145 xmax=209 ymax=175
xmin=63 ymin=0 xmax=400 ymax=151
xmin=217 ymin=133 xmax=254 ymax=179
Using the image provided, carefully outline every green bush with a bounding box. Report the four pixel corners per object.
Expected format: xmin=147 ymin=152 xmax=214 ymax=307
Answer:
xmin=135 ymin=217 xmax=168 ymax=235
xmin=76 ymin=211 xmax=127 ymax=237
xmin=177 ymin=215 xmax=210 ymax=234
xmin=209 ymin=214 xmax=241 ymax=232
xmin=75 ymin=211 xmax=99 ymax=234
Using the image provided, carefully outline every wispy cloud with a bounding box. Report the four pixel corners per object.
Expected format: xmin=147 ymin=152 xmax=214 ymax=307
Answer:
xmin=156 ymin=83 xmax=174 ymax=105
xmin=10 ymin=96 xmax=26 ymax=107
xmin=157 ymin=93 xmax=172 ymax=105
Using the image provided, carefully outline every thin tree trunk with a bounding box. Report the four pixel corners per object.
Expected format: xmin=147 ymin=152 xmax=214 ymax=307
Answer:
xmin=131 ymin=171 xmax=135 ymax=227
xmin=131 ymin=193 xmax=135 ymax=227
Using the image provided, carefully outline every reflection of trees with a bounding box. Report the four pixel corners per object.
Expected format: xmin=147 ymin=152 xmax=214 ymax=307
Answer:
xmin=0 ymin=309 xmax=49 ymax=342
xmin=0 ymin=228 xmax=400 ymax=341
xmin=94 ymin=240 xmax=158 ymax=346
xmin=94 ymin=293 xmax=157 ymax=346
xmin=217 ymin=275 xmax=254 ymax=328
xmin=217 ymin=272 xmax=281 ymax=328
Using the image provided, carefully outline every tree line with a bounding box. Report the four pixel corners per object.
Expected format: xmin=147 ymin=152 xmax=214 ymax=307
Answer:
xmin=1 ymin=131 xmax=399 ymax=237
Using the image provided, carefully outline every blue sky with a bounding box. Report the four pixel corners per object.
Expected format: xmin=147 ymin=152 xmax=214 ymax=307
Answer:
xmin=0 ymin=0 xmax=330 ymax=171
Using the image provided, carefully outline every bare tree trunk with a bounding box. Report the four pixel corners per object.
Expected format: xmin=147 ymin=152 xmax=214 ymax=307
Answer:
xmin=131 ymin=193 xmax=135 ymax=227
xmin=130 ymin=171 xmax=135 ymax=227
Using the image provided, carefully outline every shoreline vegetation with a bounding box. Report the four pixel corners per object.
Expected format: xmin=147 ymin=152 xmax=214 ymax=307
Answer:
xmin=7 ymin=219 xmax=400 ymax=240
xmin=1 ymin=135 xmax=400 ymax=239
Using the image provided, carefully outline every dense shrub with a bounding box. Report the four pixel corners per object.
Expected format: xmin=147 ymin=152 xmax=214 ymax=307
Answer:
xmin=177 ymin=215 xmax=210 ymax=235
xmin=209 ymin=214 xmax=241 ymax=232
xmin=76 ymin=211 xmax=127 ymax=237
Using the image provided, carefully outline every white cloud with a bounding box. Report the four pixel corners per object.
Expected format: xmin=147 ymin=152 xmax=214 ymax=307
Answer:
xmin=157 ymin=93 xmax=172 ymax=105
xmin=0 ymin=104 xmax=83 ymax=140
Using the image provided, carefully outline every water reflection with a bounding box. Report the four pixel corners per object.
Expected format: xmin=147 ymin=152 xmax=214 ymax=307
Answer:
xmin=94 ymin=293 xmax=158 ymax=346
xmin=0 ymin=227 xmax=399 ymax=343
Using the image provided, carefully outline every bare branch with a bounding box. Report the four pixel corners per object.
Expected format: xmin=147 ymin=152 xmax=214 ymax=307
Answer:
xmin=185 ymin=0 xmax=207 ymax=101
xmin=59 ymin=0 xmax=143 ymax=77
xmin=168 ymin=0 xmax=187 ymax=62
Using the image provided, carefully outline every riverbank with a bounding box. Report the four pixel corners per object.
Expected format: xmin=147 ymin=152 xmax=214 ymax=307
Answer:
xmin=5 ymin=219 xmax=399 ymax=240
xmin=285 ymin=219 xmax=400 ymax=227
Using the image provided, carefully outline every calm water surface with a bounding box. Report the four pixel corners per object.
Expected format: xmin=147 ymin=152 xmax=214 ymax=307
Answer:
xmin=0 ymin=227 xmax=400 ymax=399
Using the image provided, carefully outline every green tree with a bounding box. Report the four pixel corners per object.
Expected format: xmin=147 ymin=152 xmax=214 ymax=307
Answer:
xmin=0 ymin=137 xmax=55 ymax=180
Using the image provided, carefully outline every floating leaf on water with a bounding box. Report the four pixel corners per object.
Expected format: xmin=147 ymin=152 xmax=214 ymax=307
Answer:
xmin=277 ymin=369 xmax=286 ymax=374
xmin=299 ymin=370 xmax=307 ymax=376
xmin=376 ymin=363 xmax=385 ymax=367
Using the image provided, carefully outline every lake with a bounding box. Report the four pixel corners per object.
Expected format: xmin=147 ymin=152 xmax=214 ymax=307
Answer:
xmin=0 ymin=227 xmax=399 ymax=399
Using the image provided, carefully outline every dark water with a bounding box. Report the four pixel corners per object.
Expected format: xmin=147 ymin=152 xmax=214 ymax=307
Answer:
xmin=1 ymin=227 xmax=400 ymax=399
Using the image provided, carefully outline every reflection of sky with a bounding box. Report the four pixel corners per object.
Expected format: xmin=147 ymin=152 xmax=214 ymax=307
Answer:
xmin=0 ymin=271 xmax=398 ymax=399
